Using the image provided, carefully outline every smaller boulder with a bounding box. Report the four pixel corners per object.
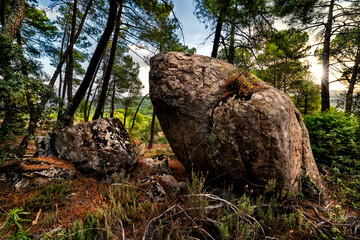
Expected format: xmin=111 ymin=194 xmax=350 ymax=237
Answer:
xmin=156 ymin=174 xmax=183 ymax=196
xmin=141 ymin=176 xmax=167 ymax=202
xmin=135 ymin=140 xmax=146 ymax=156
xmin=53 ymin=118 xmax=137 ymax=174
xmin=0 ymin=157 xmax=75 ymax=191
xmin=139 ymin=155 xmax=172 ymax=175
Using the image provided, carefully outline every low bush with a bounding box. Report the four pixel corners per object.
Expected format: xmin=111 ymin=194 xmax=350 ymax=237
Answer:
xmin=304 ymin=109 xmax=360 ymax=166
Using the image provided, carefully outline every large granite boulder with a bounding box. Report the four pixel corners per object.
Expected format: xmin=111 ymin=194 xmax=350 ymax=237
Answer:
xmin=149 ymin=52 xmax=322 ymax=197
xmin=53 ymin=118 xmax=137 ymax=174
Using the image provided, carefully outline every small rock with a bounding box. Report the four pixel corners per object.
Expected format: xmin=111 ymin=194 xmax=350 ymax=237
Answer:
xmin=0 ymin=157 xmax=75 ymax=192
xmin=140 ymin=156 xmax=172 ymax=175
xmin=141 ymin=176 xmax=167 ymax=202
xmin=135 ymin=140 xmax=146 ymax=156
xmin=156 ymin=174 xmax=181 ymax=196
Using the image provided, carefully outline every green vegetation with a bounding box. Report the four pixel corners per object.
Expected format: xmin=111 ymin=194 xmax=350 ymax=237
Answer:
xmin=17 ymin=171 xmax=356 ymax=239
xmin=304 ymin=109 xmax=360 ymax=166
xmin=27 ymin=180 xmax=72 ymax=211
xmin=0 ymin=208 xmax=32 ymax=239
xmin=305 ymin=110 xmax=360 ymax=209
xmin=1 ymin=0 xmax=360 ymax=239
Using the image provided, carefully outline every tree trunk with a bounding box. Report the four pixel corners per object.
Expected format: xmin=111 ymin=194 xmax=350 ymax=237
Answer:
xmin=87 ymin=85 xmax=99 ymax=121
xmin=93 ymin=1 xmax=123 ymax=120
xmin=228 ymin=22 xmax=235 ymax=64
xmin=55 ymin=0 xmax=119 ymax=130
xmin=110 ymin=81 xmax=116 ymax=118
xmin=304 ymin=89 xmax=308 ymax=115
xmin=0 ymin=0 xmax=6 ymax=25
xmin=1 ymin=0 xmax=25 ymax=38
xmin=84 ymin=56 xmax=102 ymax=122
xmin=321 ymin=0 xmax=335 ymax=112
xmin=58 ymin=13 xmax=70 ymax=104
xmin=283 ymin=56 xmax=288 ymax=93
xmin=130 ymin=94 xmax=148 ymax=131
xmin=345 ymin=44 xmax=360 ymax=112
xmin=18 ymin=92 xmax=39 ymax=156
xmin=211 ymin=14 xmax=223 ymax=58
xmin=148 ymin=112 xmax=156 ymax=150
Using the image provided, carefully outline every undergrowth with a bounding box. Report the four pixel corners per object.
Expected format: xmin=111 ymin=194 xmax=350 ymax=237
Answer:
xmin=30 ymin=171 xmax=359 ymax=240
xmin=304 ymin=110 xmax=360 ymax=209
xmin=26 ymin=180 xmax=72 ymax=211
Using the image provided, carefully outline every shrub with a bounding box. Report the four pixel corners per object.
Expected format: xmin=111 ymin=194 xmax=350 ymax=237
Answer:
xmin=304 ymin=109 xmax=360 ymax=166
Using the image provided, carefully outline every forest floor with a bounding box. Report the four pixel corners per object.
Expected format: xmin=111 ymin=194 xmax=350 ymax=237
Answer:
xmin=0 ymin=135 xmax=359 ymax=239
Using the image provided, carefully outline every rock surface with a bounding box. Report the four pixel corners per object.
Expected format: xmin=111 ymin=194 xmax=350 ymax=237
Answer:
xmin=53 ymin=118 xmax=137 ymax=174
xmin=34 ymin=136 xmax=56 ymax=157
xmin=0 ymin=157 xmax=75 ymax=191
xmin=149 ymin=52 xmax=322 ymax=196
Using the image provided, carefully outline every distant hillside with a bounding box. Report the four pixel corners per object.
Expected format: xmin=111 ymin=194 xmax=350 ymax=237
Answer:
xmin=117 ymin=96 xmax=153 ymax=116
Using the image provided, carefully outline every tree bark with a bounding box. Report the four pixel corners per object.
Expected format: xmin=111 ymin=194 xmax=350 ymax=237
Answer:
xmin=0 ymin=0 xmax=6 ymax=25
xmin=148 ymin=112 xmax=156 ymax=150
xmin=345 ymin=44 xmax=360 ymax=112
xmin=55 ymin=0 xmax=119 ymax=130
xmin=84 ymin=54 xmax=102 ymax=121
xmin=110 ymin=81 xmax=116 ymax=118
xmin=304 ymin=89 xmax=308 ymax=115
xmin=283 ymin=56 xmax=288 ymax=93
xmin=321 ymin=0 xmax=335 ymax=112
xmin=93 ymin=1 xmax=123 ymax=120
xmin=130 ymin=94 xmax=148 ymax=131
xmin=1 ymin=0 xmax=25 ymax=39
xmin=228 ymin=22 xmax=235 ymax=64
xmin=211 ymin=14 xmax=223 ymax=58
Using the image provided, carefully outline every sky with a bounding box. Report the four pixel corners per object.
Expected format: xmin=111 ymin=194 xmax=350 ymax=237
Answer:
xmin=39 ymin=0 xmax=346 ymax=95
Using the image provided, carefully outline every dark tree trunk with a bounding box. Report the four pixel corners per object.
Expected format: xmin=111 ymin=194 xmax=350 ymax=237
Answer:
xmin=87 ymin=85 xmax=99 ymax=121
xmin=55 ymin=0 xmax=119 ymax=130
xmin=58 ymin=13 xmax=70 ymax=103
xmin=0 ymin=0 xmax=6 ymax=25
xmin=18 ymin=92 xmax=39 ymax=156
xmin=110 ymin=81 xmax=116 ymax=118
xmin=84 ymin=56 xmax=102 ymax=122
xmin=283 ymin=56 xmax=288 ymax=93
xmin=93 ymin=1 xmax=123 ymax=120
xmin=123 ymin=104 xmax=128 ymax=128
xmin=228 ymin=22 xmax=235 ymax=64
xmin=321 ymin=0 xmax=335 ymax=112
xmin=16 ymin=29 xmax=21 ymax=45
xmin=130 ymin=94 xmax=148 ymax=131
xmin=304 ymin=90 xmax=308 ymax=115
xmin=211 ymin=14 xmax=223 ymax=58
xmin=273 ymin=61 xmax=277 ymax=88
xmin=345 ymin=44 xmax=360 ymax=112
xmin=148 ymin=112 xmax=156 ymax=150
